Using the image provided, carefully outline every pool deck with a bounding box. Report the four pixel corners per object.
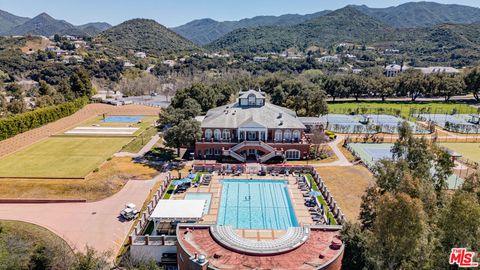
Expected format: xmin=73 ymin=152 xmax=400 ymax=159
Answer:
xmin=171 ymin=174 xmax=312 ymax=241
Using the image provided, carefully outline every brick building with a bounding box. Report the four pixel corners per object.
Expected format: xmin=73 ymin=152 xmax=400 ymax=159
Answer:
xmin=195 ymin=90 xmax=310 ymax=163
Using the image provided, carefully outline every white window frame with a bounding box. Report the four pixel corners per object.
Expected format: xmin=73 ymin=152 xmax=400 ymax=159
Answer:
xmin=222 ymin=129 xmax=230 ymax=140
xmin=205 ymin=129 xmax=212 ymax=140
xmin=275 ymin=130 xmax=283 ymax=142
xmin=293 ymin=130 xmax=301 ymax=140
xmin=214 ymin=129 xmax=221 ymax=141
xmin=286 ymin=149 xmax=301 ymax=160
xmin=284 ymin=130 xmax=292 ymax=141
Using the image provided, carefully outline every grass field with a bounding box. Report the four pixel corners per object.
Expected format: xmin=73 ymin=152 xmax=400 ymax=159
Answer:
xmin=328 ymin=102 xmax=478 ymax=119
xmin=121 ymin=126 xmax=158 ymax=153
xmin=439 ymin=143 xmax=480 ymax=163
xmin=68 ymin=115 xmax=157 ymax=136
xmin=0 ymin=137 xmax=131 ymax=178
xmin=0 ymin=157 xmax=157 ymax=201
xmin=316 ymin=166 xmax=374 ymax=222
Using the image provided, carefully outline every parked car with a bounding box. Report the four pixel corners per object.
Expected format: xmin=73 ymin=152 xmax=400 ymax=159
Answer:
xmin=120 ymin=203 xmax=139 ymax=220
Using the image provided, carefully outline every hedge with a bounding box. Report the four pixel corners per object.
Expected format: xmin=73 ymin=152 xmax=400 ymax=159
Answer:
xmin=0 ymin=97 xmax=89 ymax=140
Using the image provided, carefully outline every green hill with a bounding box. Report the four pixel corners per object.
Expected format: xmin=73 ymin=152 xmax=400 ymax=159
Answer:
xmin=95 ymin=19 xmax=200 ymax=55
xmin=4 ymin=13 xmax=86 ymax=37
xmin=352 ymin=2 xmax=480 ymax=28
xmin=172 ymin=11 xmax=331 ymax=45
xmin=0 ymin=9 xmax=29 ymax=34
xmin=207 ymin=7 xmax=393 ymax=52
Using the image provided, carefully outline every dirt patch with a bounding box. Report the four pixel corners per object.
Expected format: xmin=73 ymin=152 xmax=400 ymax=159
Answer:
xmin=316 ymin=166 xmax=374 ymax=222
xmin=20 ymin=37 xmax=52 ymax=54
xmin=0 ymin=157 xmax=157 ymax=201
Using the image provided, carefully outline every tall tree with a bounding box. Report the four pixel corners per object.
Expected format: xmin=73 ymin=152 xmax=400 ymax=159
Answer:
xmin=464 ymin=67 xmax=480 ymax=101
xmin=164 ymin=119 xmax=202 ymax=156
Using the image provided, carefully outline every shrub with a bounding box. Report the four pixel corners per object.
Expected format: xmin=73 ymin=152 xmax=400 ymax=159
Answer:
xmin=0 ymin=97 xmax=89 ymax=141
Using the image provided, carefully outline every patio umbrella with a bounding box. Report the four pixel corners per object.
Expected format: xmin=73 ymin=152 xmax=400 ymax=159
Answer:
xmin=309 ymin=191 xmax=322 ymax=197
xmin=187 ymin=173 xmax=196 ymax=179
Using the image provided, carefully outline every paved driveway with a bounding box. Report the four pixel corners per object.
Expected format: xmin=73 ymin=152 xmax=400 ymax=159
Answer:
xmin=0 ymin=178 xmax=158 ymax=258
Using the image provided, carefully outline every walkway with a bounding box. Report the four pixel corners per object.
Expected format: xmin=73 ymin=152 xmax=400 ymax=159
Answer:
xmin=313 ymin=136 xmax=352 ymax=167
xmin=0 ymin=175 xmax=164 ymax=260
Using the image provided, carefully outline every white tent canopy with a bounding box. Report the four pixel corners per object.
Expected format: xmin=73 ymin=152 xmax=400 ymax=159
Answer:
xmin=150 ymin=200 xmax=206 ymax=222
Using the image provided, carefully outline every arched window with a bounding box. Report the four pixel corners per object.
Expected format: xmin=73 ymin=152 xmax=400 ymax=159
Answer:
xmin=214 ymin=129 xmax=221 ymax=141
xmin=275 ymin=130 xmax=283 ymax=142
xmin=222 ymin=129 xmax=230 ymax=140
xmin=284 ymin=130 xmax=292 ymax=141
xmin=285 ymin=149 xmax=301 ymax=160
xmin=248 ymin=94 xmax=256 ymax=105
xmin=293 ymin=130 xmax=300 ymax=140
xmin=205 ymin=129 xmax=212 ymax=140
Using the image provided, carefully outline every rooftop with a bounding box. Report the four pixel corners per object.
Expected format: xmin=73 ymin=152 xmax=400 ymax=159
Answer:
xmin=177 ymin=224 xmax=343 ymax=270
xmin=150 ymin=200 xmax=206 ymax=221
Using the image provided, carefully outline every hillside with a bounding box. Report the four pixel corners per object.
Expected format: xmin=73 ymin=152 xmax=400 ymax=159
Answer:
xmin=171 ymin=11 xmax=331 ymax=45
xmin=208 ymin=7 xmax=393 ymax=52
xmin=4 ymin=13 xmax=86 ymax=36
xmin=0 ymin=9 xmax=29 ymax=34
xmin=77 ymin=22 xmax=112 ymax=35
xmin=353 ymin=2 xmax=480 ymax=28
xmin=95 ymin=19 xmax=200 ymax=55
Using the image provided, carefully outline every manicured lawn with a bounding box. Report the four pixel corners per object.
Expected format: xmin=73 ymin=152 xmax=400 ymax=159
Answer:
xmin=162 ymin=183 xmax=176 ymax=199
xmin=121 ymin=126 xmax=158 ymax=153
xmin=328 ymin=102 xmax=477 ymax=119
xmin=0 ymin=137 xmax=132 ymax=178
xmin=439 ymin=143 xmax=480 ymax=163
xmin=305 ymin=174 xmax=337 ymax=225
xmin=72 ymin=115 xmax=157 ymax=136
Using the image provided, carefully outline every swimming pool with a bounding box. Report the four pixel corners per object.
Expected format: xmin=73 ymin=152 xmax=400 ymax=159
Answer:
xmin=218 ymin=180 xmax=299 ymax=230
xmin=185 ymin=193 xmax=212 ymax=215
xmin=101 ymin=116 xmax=144 ymax=123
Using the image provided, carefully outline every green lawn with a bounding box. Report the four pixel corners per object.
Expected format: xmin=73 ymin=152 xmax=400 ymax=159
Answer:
xmin=121 ymin=126 xmax=158 ymax=153
xmin=439 ymin=143 xmax=480 ymax=163
xmin=0 ymin=137 xmax=131 ymax=178
xmin=162 ymin=183 xmax=176 ymax=199
xmin=328 ymin=102 xmax=478 ymax=119
xmin=306 ymin=174 xmax=337 ymax=225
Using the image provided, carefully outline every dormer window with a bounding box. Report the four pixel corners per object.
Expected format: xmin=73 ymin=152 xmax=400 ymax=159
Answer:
xmin=248 ymin=94 xmax=256 ymax=106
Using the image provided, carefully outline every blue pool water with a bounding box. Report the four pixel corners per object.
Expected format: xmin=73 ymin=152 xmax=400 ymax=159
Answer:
xmin=185 ymin=193 xmax=212 ymax=215
xmin=218 ymin=180 xmax=299 ymax=230
xmin=101 ymin=116 xmax=144 ymax=123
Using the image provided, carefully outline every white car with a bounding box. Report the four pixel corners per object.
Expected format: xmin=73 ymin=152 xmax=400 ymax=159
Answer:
xmin=120 ymin=203 xmax=139 ymax=220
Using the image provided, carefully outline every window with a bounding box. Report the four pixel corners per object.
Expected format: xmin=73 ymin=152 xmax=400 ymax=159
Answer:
xmin=275 ymin=130 xmax=282 ymax=141
xmin=286 ymin=149 xmax=301 ymax=160
xmin=284 ymin=130 xmax=292 ymax=141
xmin=248 ymin=94 xmax=256 ymax=105
xmin=222 ymin=129 xmax=230 ymax=140
xmin=293 ymin=130 xmax=300 ymax=140
xmin=205 ymin=129 xmax=212 ymax=140
xmin=214 ymin=129 xmax=221 ymax=141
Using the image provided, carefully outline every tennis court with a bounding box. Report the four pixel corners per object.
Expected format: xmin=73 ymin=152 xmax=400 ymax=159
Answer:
xmin=416 ymin=114 xmax=480 ymax=134
xmin=319 ymin=114 xmax=428 ymax=134
xmin=347 ymin=143 xmax=463 ymax=189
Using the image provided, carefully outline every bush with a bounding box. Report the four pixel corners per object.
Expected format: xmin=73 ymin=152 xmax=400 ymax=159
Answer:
xmin=0 ymin=97 xmax=89 ymax=141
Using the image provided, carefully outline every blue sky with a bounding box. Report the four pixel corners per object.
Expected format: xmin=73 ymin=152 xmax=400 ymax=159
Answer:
xmin=1 ymin=0 xmax=479 ymax=27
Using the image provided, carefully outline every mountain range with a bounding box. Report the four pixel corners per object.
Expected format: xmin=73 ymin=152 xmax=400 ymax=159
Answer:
xmin=172 ymin=1 xmax=480 ymax=45
xmin=0 ymin=11 xmax=111 ymax=37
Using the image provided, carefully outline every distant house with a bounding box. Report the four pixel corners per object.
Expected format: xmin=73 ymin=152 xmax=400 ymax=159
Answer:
xmin=344 ymin=54 xmax=357 ymax=60
xmin=385 ymin=64 xmax=408 ymax=77
xmin=385 ymin=48 xmax=400 ymax=54
xmin=123 ymin=61 xmax=135 ymax=68
xmin=317 ymin=55 xmax=340 ymax=63
xmin=253 ymin=56 xmax=268 ymax=62
xmin=163 ymin=60 xmax=176 ymax=67
xmin=134 ymin=52 xmax=147 ymax=58
xmin=415 ymin=66 xmax=460 ymax=75
xmin=352 ymin=68 xmax=363 ymax=74
xmin=63 ymin=55 xmax=84 ymax=64
xmin=62 ymin=35 xmax=78 ymax=41
xmin=73 ymin=40 xmax=87 ymax=49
